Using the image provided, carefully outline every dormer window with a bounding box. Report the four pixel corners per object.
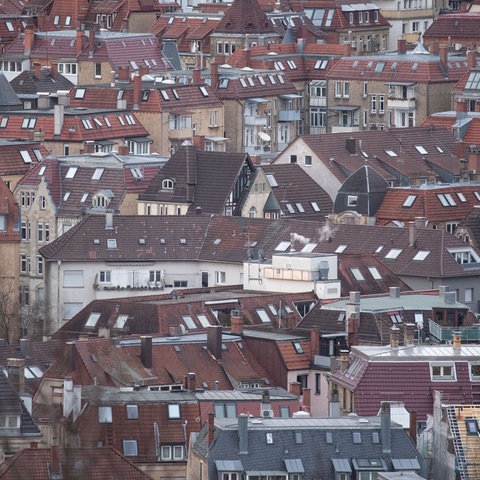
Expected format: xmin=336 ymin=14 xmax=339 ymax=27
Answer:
xmin=0 ymin=415 xmax=20 ymax=428
xmin=92 ymin=193 xmax=111 ymax=208
xmin=162 ymin=179 xmax=174 ymax=190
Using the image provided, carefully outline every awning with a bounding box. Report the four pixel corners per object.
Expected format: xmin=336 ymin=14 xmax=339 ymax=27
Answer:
xmin=258 ymin=131 xmax=271 ymax=141
xmin=332 ymin=459 xmax=352 ymax=473
xmin=392 ymin=458 xmax=421 ymax=470
xmin=205 ymin=136 xmax=228 ymax=142
xmin=331 ymin=105 xmax=359 ymax=111
xmin=385 ymin=81 xmax=417 ymax=86
xmin=247 ymin=97 xmax=270 ymax=103
xmin=94 ymin=140 xmax=116 ymax=146
xmin=284 ymin=459 xmax=304 ymax=473
xmin=280 ymin=93 xmax=303 ymax=99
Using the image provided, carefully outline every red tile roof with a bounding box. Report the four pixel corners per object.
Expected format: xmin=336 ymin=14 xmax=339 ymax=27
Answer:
xmin=215 ymin=0 xmax=277 ymax=34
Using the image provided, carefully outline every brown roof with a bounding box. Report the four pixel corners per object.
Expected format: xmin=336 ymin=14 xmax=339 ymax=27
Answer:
xmin=0 ymin=139 xmax=47 ymax=176
xmin=215 ymin=0 xmax=276 ymax=34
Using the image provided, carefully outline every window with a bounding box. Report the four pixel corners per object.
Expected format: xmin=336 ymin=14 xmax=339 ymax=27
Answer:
xmin=122 ymin=440 xmax=138 ymax=456
xmin=20 ymin=253 xmax=27 ymax=273
xmin=98 ymin=406 xmax=112 ymax=423
xmin=347 ymin=195 xmax=358 ymax=207
xmin=99 ymin=271 xmax=111 ymax=283
xmin=466 ymin=418 xmax=479 ymax=435
xmin=0 ymin=415 xmax=19 ymax=429
xmin=107 ymin=239 xmax=117 ymax=249
xmin=370 ymin=95 xmax=377 ymax=113
xmin=58 ymin=63 xmax=77 ymax=75
xmin=162 ymin=179 xmax=174 ymax=190
xmin=304 ymin=155 xmax=312 ymax=165
xmin=174 ymin=280 xmax=187 ymax=288
xmin=315 ymin=373 xmax=321 ymax=394
xmin=430 ymin=363 xmax=456 ymax=381
xmin=290 ymin=155 xmax=297 ymax=164
xmin=385 ymin=248 xmax=402 ymax=259
xmin=403 ymin=195 xmax=417 ymax=207
xmin=0 ymin=214 xmax=6 ymax=231
xmin=293 ymin=342 xmax=304 ymax=354
xmin=350 ymin=267 xmax=365 ymax=281
xmin=168 ymin=404 xmax=180 ymax=419
xmin=126 ymin=404 xmax=139 ymax=419
xmin=161 ymin=444 xmax=184 ymax=461
xmin=63 ymin=270 xmax=83 ymax=288
xmin=22 ymin=118 xmax=36 ymax=129
xmin=53 ymin=15 xmax=59 ymax=25
xmin=215 ymin=271 xmax=226 ymax=284
xmin=368 ymin=266 xmax=382 ymax=280
xmin=214 ymin=403 xmax=237 ymax=418
xmin=465 ymin=288 xmax=474 ymax=303
xmin=95 ymin=63 xmax=101 ymax=78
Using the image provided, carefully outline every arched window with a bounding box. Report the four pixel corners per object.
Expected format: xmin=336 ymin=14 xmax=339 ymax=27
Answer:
xmin=92 ymin=193 xmax=110 ymax=208
xmin=249 ymin=206 xmax=257 ymax=218
xmin=162 ymin=178 xmax=174 ymax=190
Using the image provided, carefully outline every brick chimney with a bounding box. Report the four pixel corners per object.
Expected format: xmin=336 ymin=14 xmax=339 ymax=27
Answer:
xmin=207 ymin=325 xmax=222 ymax=359
xmin=467 ymin=49 xmax=477 ymax=69
xmin=430 ymin=42 xmax=439 ymax=55
xmin=339 ymin=349 xmax=349 ymax=372
xmin=32 ymin=62 xmax=41 ymax=79
xmin=67 ymin=341 xmax=76 ymax=372
xmin=347 ymin=314 xmax=359 ymax=347
xmin=289 ymin=381 xmax=301 ymax=397
xmin=24 ymin=27 xmax=35 ymax=55
xmin=76 ymin=29 xmax=84 ymax=56
xmin=51 ymin=63 xmax=58 ymax=79
xmin=50 ymin=446 xmax=61 ymax=477
xmin=7 ymin=358 xmax=25 ymax=393
xmin=184 ymin=372 xmax=196 ymax=391
xmin=230 ymin=310 xmax=244 ymax=335
xmin=117 ymin=142 xmax=130 ymax=156
xmin=192 ymin=67 xmax=202 ymax=85
xmin=397 ymin=38 xmax=407 ymax=54
xmin=211 ymin=61 xmax=219 ymax=91
xmin=208 ymin=411 xmax=215 ymax=446
xmin=141 ymin=335 xmax=153 ymax=368
xmin=302 ymin=387 xmax=311 ymax=412
xmin=310 ymin=330 xmax=319 ymax=363
xmin=439 ymin=44 xmax=448 ymax=73
xmin=117 ymin=67 xmax=130 ymax=81
xmin=133 ymin=74 xmax=141 ymax=111
xmin=390 ymin=326 xmax=400 ymax=348
xmin=88 ymin=29 xmax=96 ymax=58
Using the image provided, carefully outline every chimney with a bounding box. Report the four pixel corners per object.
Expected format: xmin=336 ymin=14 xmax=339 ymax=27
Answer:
xmin=54 ymin=104 xmax=64 ymax=136
xmin=38 ymin=92 xmax=50 ymax=110
xmin=289 ymin=381 xmax=301 ymax=397
xmin=105 ymin=211 xmax=114 ymax=230
xmin=184 ymin=372 xmax=196 ymax=391
xmin=98 ymin=327 xmax=110 ymax=338
xmin=195 ymin=206 xmax=203 ymax=215
xmin=88 ymin=29 xmax=96 ymax=58
xmin=339 ymin=349 xmax=349 ymax=372
xmin=261 ymin=389 xmax=271 ymax=410
xmin=208 ymin=411 xmax=215 ymax=446
xmin=409 ymin=410 xmax=417 ymax=445
xmin=57 ymin=90 xmax=70 ymax=107
xmin=51 ymin=63 xmax=58 ymax=78
xmin=50 ymin=446 xmax=61 ymax=477
xmin=243 ymin=45 xmax=251 ymax=68
xmin=397 ymin=38 xmax=407 ymax=54
xmin=133 ymin=74 xmax=141 ymax=111
xmin=345 ymin=292 xmax=360 ymax=327
xmin=7 ymin=358 xmax=25 ymax=393
xmin=117 ymin=142 xmax=130 ymax=156
xmin=302 ymin=387 xmax=311 ymax=412
xmin=390 ymin=326 xmax=400 ymax=348
xmin=310 ymin=330 xmax=319 ymax=363
xmin=76 ymin=29 xmax=84 ymax=56
xmin=207 ymin=325 xmax=222 ymax=359
xmin=20 ymin=338 xmax=31 ymax=358
xmin=408 ymin=221 xmax=416 ymax=246
xmin=454 ymin=141 xmax=465 ymax=159
xmin=345 ymin=137 xmax=356 ymax=154
xmin=430 ymin=42 xmax=439 ymax=55
xmin=141 ymin=335 xmax=153 ymax=368
xmin=452 ymin=331 xmax=462 ymax=350
xmin=467 ymin=49 xmax=477 ymax=69
xmin=389 ymin=286 xmax=400 ymax=298
xmin=117 ymin=67 xmax=130 ymax=81
xmin=121 ymin=17 xmax=129 ymax=33
xmin=414 ymin=216 xmax=427 ymax=229
xmin=192 ymin=67 xmax=202 ymax=85
xmin=230 ymin=310 xmax=244 ymax=335
xmin=347 ymin=314 xmax=359 ymax=347
xmin=403 ymin=323 xmax=415 ymax=346
xmin=24 ymin=27 xmax=34 ymax=55
xmin=32 ymin=62 xmax=41 ymax=79
xmin=297 ymin=38 xmax=306 ymax=53
xmin=66 ymin=341 xmax=76 ymax=371
xmin=380 ymin=401 xmax=391 ymax=453
xmin=238 ymin=414 xmax=249 ymax=454
xmin=211 ymin=61 xmax=219 ymax=91
xmin=439 ymin=44 xmax=448 ymax=73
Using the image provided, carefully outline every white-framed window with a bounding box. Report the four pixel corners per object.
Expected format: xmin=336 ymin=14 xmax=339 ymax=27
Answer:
xmin=58 ymin=63 xmax=77 ymax=75
xmin=63 ymin=270 xmax=83 ymax=288
xmin=161 ymin=444 xmax=185 ymax=461
xmin=465 ymin=287 xmax=474 ymax=303
xmin=370 ymin=95 xmax=377 ymax=113
xmin=470 ymin=362 xmax=480 ymax=381
xmin=430 ymin=362 xmax=456 ymax=381
xmin=126 ymin=404 xmax=139 ymax=419
xmin=99 ymin=271 xmax=111 ymax=283
xmin=0 ymin=415 xmax=20 ymax=429
xmin=347 ymin=195 xmax=358 ymax=207
xmin=378 ymin=95 xmax=385 ymax=113
xmin=98 ymin=406 xmax=112 ymax=423
xmin=162 ymin=179 xmax=174 ymax=189
xmin=122 ymin=439 xmax=138 ymax=456
xmin=168 ymin=404 xmax=180 ymax=419
xmin=215 ymin=271 xmax=226 ymax=284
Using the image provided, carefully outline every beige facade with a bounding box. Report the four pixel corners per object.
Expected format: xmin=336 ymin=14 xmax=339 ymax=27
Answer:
xmin=76 ymin=60 xmax=114 ymax=85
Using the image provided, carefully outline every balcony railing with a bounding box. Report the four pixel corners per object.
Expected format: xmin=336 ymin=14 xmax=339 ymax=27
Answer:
xmin=387 ymin=98 xmax=416 ymax=110
xmin=429 ymin=318 xmax=480 ymax=342
xmin=278 ymin=110 xmax=301 ymax=122
xmin=244 ymin=115 xmax=268 ymax=126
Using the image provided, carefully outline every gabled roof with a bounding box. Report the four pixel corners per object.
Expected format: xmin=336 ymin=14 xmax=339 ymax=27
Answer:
xmin=0 ymin=446 xmax=153 ymax=479
xmin=139 ymin=144 xmax=254 ymax=214
xmin=214 ymin=0 xmax=276 ymax=34
xmin=0 ymin=73 xmax=22 ymax=109
xmin=10 ymin=67 xmax=74 ymax=95
xmin=423 ymin=13 xmax=480 ymax=40
xmin=260 ymin=163 xmax=333 ymax=219
xmin=375 ymin=183 xmax=480 ymax=226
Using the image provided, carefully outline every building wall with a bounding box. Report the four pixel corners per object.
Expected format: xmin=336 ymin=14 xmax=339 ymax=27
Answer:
xmin=240 ymin=169 xmax=273 ymax=219
xmin=77 ymin=60 xmax=113 ymax=85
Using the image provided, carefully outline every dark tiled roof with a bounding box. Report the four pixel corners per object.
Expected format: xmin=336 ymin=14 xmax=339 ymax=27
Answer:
xmin=423 ymin=13 xmax=480 ymax=40
xmin=10 ymin=67 xmax=74 ymax=95
xmin=0 ymin=73 xmax=22 ymax=109
xmin=0 ymin=139 xmax=47 ymax=177
xmin=215 ymin=0 xmax=276 ymax=34
xmin=0 ymin=446 xmax=153 ymax=479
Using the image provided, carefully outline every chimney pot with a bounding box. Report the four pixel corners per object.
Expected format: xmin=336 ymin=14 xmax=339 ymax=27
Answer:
xmin=230 ymin=310 xmax=244 ymax=335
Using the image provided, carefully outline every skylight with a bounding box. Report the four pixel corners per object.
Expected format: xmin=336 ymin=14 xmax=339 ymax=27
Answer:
xmin=415 ymin=145 xmax=428 ymax=154
xmin=256 ymin=308 xmax=271 ymax=323
xmin=266 ymin=174 xmax=278 ymax=187
xmin=437 ymin=193 xmax=456 ymax=207
xmin=296 ymin=203 xmax=305 ymax=213
xmin=92 ymin=168 xmax=104 ymax=180
xmin=403 ymin=195 xmax=417 ymax=207
xmin=375 ymin=245 xmax=384 ymax=253
xmin=385 ymin=149 xmax=397 ymax=157
xmin=413 ymin=250 xmax=430 ymax=261
xmin=457 ymin=192 xmax=467 ymax=202
xmin=197 ymin=314 xmax=210 ymax=328
xmin=65 ymin=167 xmax=78 ymax=179
xmin=275 ymin=241 xmax=291 ymax=251
xmin=114 ymin=314 xmax=129 ymax=329
xmin=85 ymin=312 xmax=101 ymax=328
xmin=301 ymin=243 xmax=317 ymax=253
xmin=199 ymin=86 xmax=209 ymax=97
xmin=350 ymin=267 xmax=365 ymax=281
xmin=368 ymin=266 xmax=382 ymax=279
xmin=311 ymin=201 xmax=320 ymax=212
xmin=182 ymin=315 xmax=197 ymax=329
xmin=107 ymin=239 xmax=117 ymax=249
xmin=20 ymin=151 xmax=32 ymax=164
xmin=385 ymin=248 xmax=402 ymax=259
xmin=285 ymin=203 xmax=295 ymax=214
xmin=335 ymin=245 xmax=347 ymax=253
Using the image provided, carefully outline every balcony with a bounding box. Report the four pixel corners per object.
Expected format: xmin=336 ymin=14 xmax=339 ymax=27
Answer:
xmin=331 ymin=125 xmax=360 ymax=133
xmin=387 ymin=98 xmax=416 ymax=110
xmin=278 ymin=109 xmax=301 ymax=122
xmin=310 ymin=97 xmax=327 ymax=107
xmin=429 ymin=318 xmax=480 ymax=342
xmin=244 ymin=115 xmax=268 ymax=126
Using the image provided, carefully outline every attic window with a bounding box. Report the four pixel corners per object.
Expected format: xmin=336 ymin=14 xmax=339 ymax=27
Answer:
xmin=274 ymin=61 xmax=285 ymax=71
xmin=335 ymin=245 xmax=347 ymax=253
xmin=457 ymin=192 xmax=467 ymax=202
xmin=53 ymin=15 xmax=59 ymax=25
xmin=81 ymin=193 xmax=89 ymax=203
xmin=182 ymin=315 xmax=197 ymax=329
xmin=5 ymin=21 xmax=13 ymax=32
xmin=107 ymin=239 xmax=117 ymax=249
xmin=374 ymin=62 xmax=385 ymax=73
xmin=126 ymin=404 xmax=138 ymax=419
xmin=160 ymin=238 xmax=166 ymax=244
xmin=0 ymin=117 xmax=8 ymax=128
xmin=325 ymin=431 xmax=333 ymax=444
xmin=247 ymin=77 xmax=255 ymax=86
xmin=125 ymin=114 xmax=136 ymax=125
xmin=285 ymin=203 xmax=295 ymax=214
xmin=197 ymin=314 xmax=210 ymax=328
xmin=122 ymin=440 xmax=138 ymax=456
xmin=350 ymin=267 xmax=365 ymax=281
xmin=39 ymin=165 xmax=46 ymax=176
xmin=352 ymin=432 xmax=362 ymax=444
xmin=114 ymin=314 xmax=129 ymax=329
xmin=385 ymin=150 xmax=397 ymax=157
xmin=22 ymin=118 xmax=36 ymax=129
xmin=138 ymin=238 xmax=146 ymax=245
xmin=104 ymin=117 xmax=112 ymax=127
xmin=385 ymin=248 xmax=402 ymax=259
xmin=268 ymin=304 xmax=278 ymax=315
xmin=314 ymin=59 xmax=328 ymax=69
xmin=347 ymin=195 xmax=358 ymax=207
xmin=131 ymin=168 xmax=144 ymax=179
xmin=93 ymin=239 xmax=100 ymax=245
xmin=430 ymin=362 xmax=456 ymax=381
xmin=278 ymin=75 xmax=285 ymax=84
xmin=301 ymin=243 xmax=317 ymax=253
xmin=266 ymin=433 xmax=273 ymax=444
xmin=372 ymin=431 xmax=380 ymax=443
xmin=129 ymin=60 xmax=138 ymax=70
xmin=413 ymin=250 xmax=430 ymax=261
xmin=287 ymin=60 xmax=297 ymax=69
xmin=219 ymin=78 xmax=229 ymax=88
xmin=389 ymin=312 xmax=403 ymax=324
xmin=85 ymin=312 xmax=101 ymax=327
xmin=403 ymin=195 xmax=417 ymax=207
xmin=311 ymin=202 xmax=320 ymax=212
xmin=268 ymin=75 xmax=276 ymax=85
xmin=295 ymin=431 xmax=302 ymax=443
xmin=162 ymin=179 xmax=174 ymax=189
xmin=93 ymin=117 xmax=102 ymax=127
xmin=415 ymin=145 xmax=428 ymax=154
xmin=465 ymin=418 xmax=479 ymax=435
xmin=199 ymin=86 xmax=209 ymax=97
xmin=275 ymin=241 xmax=291 ymax=251
xmin=92 ymin=168 xmax=104 ymax=180
xmin=258 ymin=76 xmax=266 ymax=85
xmin=20 ymin=151 xmax=32 ymax=164
xmin=240 ymin=78 xmax=247 ymax=88
xmin=256 ymin=308 xmax=271 ymax=323
xmin=437 ymin=193 xmax=456 ymax=207
xmin=293 ymin=342 xmax=304 ymax=354
xmin=98 ymin=406 xmax=112 ymax=423
xmin=375 ymin=245 xmax=384 ymax=253
xmin=368 ymin=266 xmax=382 ymax=279
xmin=296 ymin=203 xmax=305 ymax=213
xmin=82 ymin=118 xmax=93 ymax=129
xmin=168 ymin=404 xmax=181 ymax=419
xmin=180 ymin=238 xmax=187 ymax=245
xmin=118 ymin=115 xmax=126 ymax=126
xmin=63 ymin=192 xmax=71 ymax=201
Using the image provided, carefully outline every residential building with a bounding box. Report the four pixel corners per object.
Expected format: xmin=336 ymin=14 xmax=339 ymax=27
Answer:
xmin=70 ymin=76 xmax=226 ymax=155
xmin=325 ymin=43 xmax=469 ymax=132
xmin=328 ymin=334 xmax=480 ymax=429
xmin=375 ymin=183 xmax=480 ymax=233
xmin=14 ymin=153 xmax=164 ymax=336
xmin=187 ymin=409 xmax=426 ymax=480
xmin=240 ymin=164 xmax=333 ymax=220
xmin=137 ymin=144 xmax=253 ymax=216
xmin=0 ymin=445 xmax=154 ymax=480
xmin=0 ymin=178 xmax=20 ymax=343
xmin=301 ymin=0 xmax=391 ymax=54
xmin=1 ymin=28 xmax=176 ymax=84
xmin=273 ymin=127 xmax=462 ymax=202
